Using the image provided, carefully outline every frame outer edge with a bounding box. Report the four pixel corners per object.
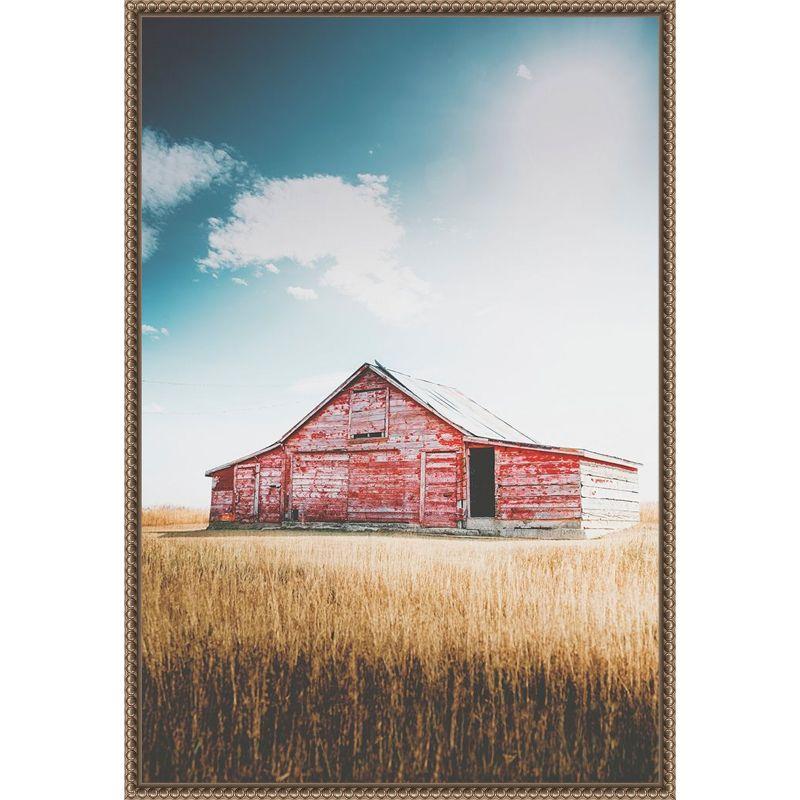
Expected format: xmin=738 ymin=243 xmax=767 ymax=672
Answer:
xmin=124 ymin=2 xmax=675 ymax=16
xmin=123 ymin=2 xmax=677 ymax=797
xmin=125 ymin=1 xmax=142 ymax=798
xmin=659 ymin=2 xmax=676 ymax=799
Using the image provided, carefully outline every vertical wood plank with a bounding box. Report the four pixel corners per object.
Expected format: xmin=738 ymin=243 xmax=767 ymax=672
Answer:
xmin=418 ymin=451 xmax=427 ymax=524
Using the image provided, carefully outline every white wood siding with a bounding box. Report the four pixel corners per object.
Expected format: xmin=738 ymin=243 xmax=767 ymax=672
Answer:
xmin=579 ymin=461 xmax=640 ymax=534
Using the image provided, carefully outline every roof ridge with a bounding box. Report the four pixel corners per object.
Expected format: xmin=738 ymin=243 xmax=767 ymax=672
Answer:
xmin=373 ymin=362 xmax=466 ymax=394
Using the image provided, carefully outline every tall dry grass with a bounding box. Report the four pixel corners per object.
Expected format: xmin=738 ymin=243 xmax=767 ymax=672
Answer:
xmin=142 ymin=522 xmax=659 ymax=784
xmin=142 ymin=505 xmax=209 ymax=527
xmin=640 ymin=501 xmax=659 ymax=525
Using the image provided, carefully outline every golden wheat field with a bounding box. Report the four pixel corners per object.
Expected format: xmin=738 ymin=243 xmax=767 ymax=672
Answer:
xmin=142 ymin=505 xmax=210 ymax=527
xmin=141 ymin=508 xmax=660 ymax=784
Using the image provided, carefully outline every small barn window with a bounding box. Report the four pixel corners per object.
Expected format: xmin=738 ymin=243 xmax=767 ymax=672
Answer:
xmin=349 ymin=388 xmax=387 ymax=439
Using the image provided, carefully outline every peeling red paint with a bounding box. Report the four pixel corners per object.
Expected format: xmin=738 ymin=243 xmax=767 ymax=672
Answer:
xmin=494 ymin=449 xmax=581 ymax=522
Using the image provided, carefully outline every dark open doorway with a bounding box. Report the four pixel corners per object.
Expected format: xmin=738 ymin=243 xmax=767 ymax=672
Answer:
xmin=468 ymin=448 xmax=495 ymax=517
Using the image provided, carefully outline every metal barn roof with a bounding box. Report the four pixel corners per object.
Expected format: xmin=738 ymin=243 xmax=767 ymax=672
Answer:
xmin=205 ymin=361 xmax=640 ymax=475
xmin=371 ymin=362 xmax=537 ymax=445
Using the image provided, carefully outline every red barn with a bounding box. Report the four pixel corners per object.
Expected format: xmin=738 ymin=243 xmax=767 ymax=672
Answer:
xmin=205 ymin=362 xmax=640 ymax=539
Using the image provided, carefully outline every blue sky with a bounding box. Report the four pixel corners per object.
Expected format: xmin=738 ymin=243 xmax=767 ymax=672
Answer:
xmin=141 ymin=16 xmax=660 ymax=506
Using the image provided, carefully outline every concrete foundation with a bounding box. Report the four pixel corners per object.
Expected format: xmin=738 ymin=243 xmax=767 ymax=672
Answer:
xmin=206 ymin=519 xmax=603 ymax=540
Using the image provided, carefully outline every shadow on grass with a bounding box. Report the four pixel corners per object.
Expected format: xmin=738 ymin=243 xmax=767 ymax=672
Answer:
xmin=155 ymin=524 xmax=657 ymax=543
xmin=156 ymin=528 xmax=487 ymax=542
xmin=156 ymin=528 xmax=285 ymax=539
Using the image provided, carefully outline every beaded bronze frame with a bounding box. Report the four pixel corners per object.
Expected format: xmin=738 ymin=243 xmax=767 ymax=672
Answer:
xmin=124 ymin=3 xmax=676 ymax=797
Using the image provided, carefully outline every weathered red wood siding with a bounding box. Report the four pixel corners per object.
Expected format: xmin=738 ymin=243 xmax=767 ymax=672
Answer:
xmin=347 ymin=450 xmax=420 ymax=522
xmin=285 ymin=371 xmax=463 ymax=525
xmin=493 ymin=446 xmax=582 ymax=524
xmin=291 ymin=452 xmax=350 ymax=522
xmin=349 ymin=387 xmax=388 ymax=437
xmin=209 ymin=467 xmax=235 ymax=522
xmin=256 ymin=450 xmax=284 ymax=523
xmin=211 ymin=370 xmax=466 ymax=526
xmin=421 ymin=451 xmax=461 ymax=527
xmin=233 ymin=463 xmax=259 ymax=523
xmin=209 ymin=450 xmax=284 ymax=524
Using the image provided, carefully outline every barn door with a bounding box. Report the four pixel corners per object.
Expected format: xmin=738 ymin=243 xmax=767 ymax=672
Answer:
xmin=233 ymin=463 xmax=259 ymax=523
xmin=420 ymin=451 xmax=460 ymax=527
xmin=290 ymin=453 xmax=349 ymax=522
xmin=468 ymin=447 xmax=496 ymax=517
xmin=347 ymin=450 xmax=410 ymax=522
xmin=257 ymin=468 xmax=282 ymax=524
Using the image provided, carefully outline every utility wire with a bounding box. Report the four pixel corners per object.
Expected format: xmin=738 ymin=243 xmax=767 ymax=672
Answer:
xmin=143 ymin=379 xmax=289 ymax=389
xmin=142 ymin=376 xmax=314 ymax=415
xmin=143 ymin=398 xmax=308 ymax=416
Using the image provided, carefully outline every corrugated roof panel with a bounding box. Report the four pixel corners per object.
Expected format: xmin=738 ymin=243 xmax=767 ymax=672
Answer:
xmin=376 ymin=364 xmax=537 ymax=445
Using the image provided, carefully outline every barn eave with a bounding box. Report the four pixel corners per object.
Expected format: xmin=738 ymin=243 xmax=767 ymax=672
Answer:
xmin=204 ymin=441 xmax=282 ymax=476
xmin=462 ymin=436 xmax=641 ymax=469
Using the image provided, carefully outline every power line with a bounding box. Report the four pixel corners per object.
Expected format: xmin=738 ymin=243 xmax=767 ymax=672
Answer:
xmin=143 ymin=398 xmax=308 ymax=416
xmin=143 ymin=378 xmax=289 ymax=388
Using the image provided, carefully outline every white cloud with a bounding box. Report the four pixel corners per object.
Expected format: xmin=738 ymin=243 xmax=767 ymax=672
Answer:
xmin=252 ymin=263 xmax=279 ymax=278
xmin=286 ymin=285 xmax=318 ymax=301
xmin=144 ymin=402 xmax=166 ymax=414
xmin=142 ymin=323 xmax=169 ymax=340
xmin=516 ymin=63 xmax=533 ymax=81
xmin=140 ymin=128 xmax=241 ymax=260
xmin=231 ymin=277 xmax=248 ymax=286
xmin=142 ymin=128 xmax=238 ymax=215
xmin=141 ymin=223 xmax=159 ymax=261
xmin=198 ymin=174 xmax=430 ymax=322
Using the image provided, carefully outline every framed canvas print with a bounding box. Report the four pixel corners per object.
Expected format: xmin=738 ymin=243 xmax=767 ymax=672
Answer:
xmin=124 ymin=2 xmax=675 ymax=798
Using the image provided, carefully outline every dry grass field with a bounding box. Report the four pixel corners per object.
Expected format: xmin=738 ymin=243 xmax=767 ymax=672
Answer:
xmin=141 ymin=505 xmax=210 ymax=527
xmin=141 ymin=506 xmax=660 ymax=784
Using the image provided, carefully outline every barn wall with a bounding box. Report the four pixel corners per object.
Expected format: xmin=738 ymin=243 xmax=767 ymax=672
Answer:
xmin=210 ymin=371 xmax=466 ymax=526
xmin=347 ymin=450 xmax=421 ymax=523
xmin=420 ymin=451 xmax=462 ymax=528
xmin=285 ymin=371 xmax=462 ymax=452
xmin=290 ymin=452 xmax=349 ymax=522
xmin=209 ymin=466 xmax=235 ymax=522
xmin=256 ymin=449 xmax=284 ymax=523
xmin=493 ymin=447 xmax=582 ymax=526
xmin=579 ymin=459 xmax=640 ymax=535
xmin=284 ymin=370 xmax=464 ymax=525
xmin=236 ymin=462 xmax=262 ymax=523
